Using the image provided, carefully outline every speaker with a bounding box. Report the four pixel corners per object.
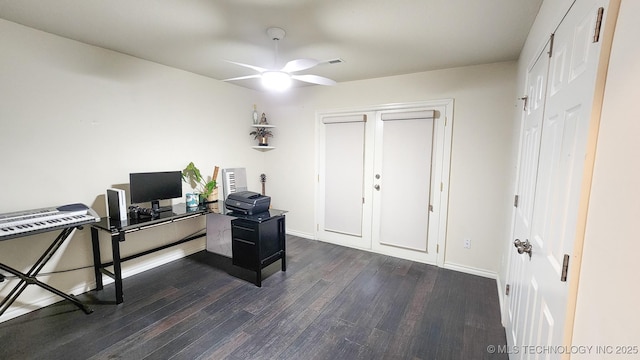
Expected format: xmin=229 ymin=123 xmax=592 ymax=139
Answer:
xmin=106 ymin=188 xmax=127 ymax=221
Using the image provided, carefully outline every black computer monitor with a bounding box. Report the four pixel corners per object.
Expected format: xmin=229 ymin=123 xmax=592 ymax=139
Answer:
xmin=129 ymin=171 xmax=182 ymax=212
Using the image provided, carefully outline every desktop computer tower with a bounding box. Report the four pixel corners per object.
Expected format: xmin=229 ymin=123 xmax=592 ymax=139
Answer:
xmin=106 ymin=188 xmax=127 ymax=221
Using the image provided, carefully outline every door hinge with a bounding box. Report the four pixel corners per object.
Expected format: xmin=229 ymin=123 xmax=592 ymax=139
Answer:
xmin=362 ymin=197 xmax=365 ymax=204
xmin=561 ymin=254 xmax=570 ymax=282
xmin=548 ymin=33 xmax=555 ymax=58
xmin=514 ymin=195 xmax=519 ymax=207
xmin=440 ymin=182 xmax=444 ymax=191
xmin=429 ymin=204 xmax=433 ymax=212
xmin=437 ymin=244 xmax=439 ymax=253
xmin=363 ymin=114 xmax=367 ymax=122
xmin=445 ymin=117 xmax=447 ymax=126
xmin=506 ymin=284 xmax=510 ymax=296
xmin=593 ymin=7 xmax=604 ymax=43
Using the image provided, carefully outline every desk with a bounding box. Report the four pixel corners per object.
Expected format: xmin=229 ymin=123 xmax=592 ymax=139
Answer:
xmin=90 ymin=204 xmax=208 ymax=304
xmin=91 ymin=205 xmax=287 ymax=303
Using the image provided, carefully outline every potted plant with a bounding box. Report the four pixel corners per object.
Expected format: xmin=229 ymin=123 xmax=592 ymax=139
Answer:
xmin=250 ymin=127 xmax=273 ymax=146
xmin=181 ymin=162 xmax=218 ymax=205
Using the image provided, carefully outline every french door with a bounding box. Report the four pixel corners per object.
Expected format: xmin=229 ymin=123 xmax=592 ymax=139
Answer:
xmin=505 ymin=0 xmax=618 ymax=357
xmin=316 ymin=100 xmax=452 ymax=265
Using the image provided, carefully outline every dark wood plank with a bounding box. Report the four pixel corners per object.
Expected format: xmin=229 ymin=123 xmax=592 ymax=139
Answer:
xmin=0 ymin=235 xmax=508 ymax=359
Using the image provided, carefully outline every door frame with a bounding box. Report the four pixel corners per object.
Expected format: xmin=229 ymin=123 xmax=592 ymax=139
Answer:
xmin=315 ymin=99 xmax=453 ymax=267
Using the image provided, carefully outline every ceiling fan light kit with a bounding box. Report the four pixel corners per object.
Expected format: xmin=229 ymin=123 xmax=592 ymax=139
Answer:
xmin=261 ymin=71 xmax=292 ymax=91
xmin=223 ymin=27 xmax=337 ymax=91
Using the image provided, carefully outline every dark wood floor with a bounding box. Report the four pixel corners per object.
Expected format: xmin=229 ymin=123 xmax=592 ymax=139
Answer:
xmin=0 ymin=236 xmax=507 ymax=360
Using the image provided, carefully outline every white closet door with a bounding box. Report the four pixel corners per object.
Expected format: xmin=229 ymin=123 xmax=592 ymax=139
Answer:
xmin=506 ymin=40 xmax=550 ymax=353
xmin=372 ymin=110 xmax=436 ymax=257
xmin=324 ymin=118 xmax=365 ymax=236
xmin=317 ymin=113 xmax=372 ymax=249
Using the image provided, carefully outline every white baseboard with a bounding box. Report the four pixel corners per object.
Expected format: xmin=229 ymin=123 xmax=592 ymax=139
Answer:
xmin=496 ymin=274 xmax=507 ymax=326
xmin=0 ymin=280 xmax=95 ymax=323
xmin=0 ymin=241 xmax=205 ymax=324
xmin=286 ymin=229 xmax=315 ymax=240
xmin=443 ymin=261 xmax=497 ymax=279
xmin=312 ymin=238 xmax=497 ymax=279
xmin=115 ymin=240 xmax=205 ymax=281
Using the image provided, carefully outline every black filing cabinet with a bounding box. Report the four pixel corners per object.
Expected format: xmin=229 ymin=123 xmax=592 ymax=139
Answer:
xmin=231 ymin=212 xmax=286 ymax=287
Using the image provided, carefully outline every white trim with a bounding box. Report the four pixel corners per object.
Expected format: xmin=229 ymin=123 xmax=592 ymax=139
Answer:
xmin=116 ymin=240 xmax=205 ymax=280
xmin=285 ymin=229 xmax=315 ymax=240
xmin=0 ymin=277 xmax=94 ymax=323
xmin=443 ymin=261 xmax=498 ymax=279
xmin=315 ymin=237 xmax=437 ymax=266
xmin=496 ymin=274 xmax=507 ymax=327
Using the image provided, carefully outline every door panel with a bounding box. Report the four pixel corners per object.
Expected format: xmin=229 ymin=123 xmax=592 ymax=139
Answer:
xmin=376 ymin=115 xmax=434 ymax=251
xmin=506 ymin=41 xmax=550 ymax=351
xmin=528 ymin=0 xmax=607 ymax=350
xmin=324 ymin=121 xmax=365 ymax=236
xmin=371 ymin=108 xmax=443 ymax=264
xmin=317 ymin=113 xmax=372 ymax=249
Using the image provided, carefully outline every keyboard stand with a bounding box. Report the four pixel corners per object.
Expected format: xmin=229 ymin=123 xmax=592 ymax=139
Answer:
xmin=0 ymin=226 xmax=93 ymax=317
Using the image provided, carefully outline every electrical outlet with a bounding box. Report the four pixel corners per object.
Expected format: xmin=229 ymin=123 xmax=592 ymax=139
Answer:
xmin=464 ymin=238 xmax=471 ymax=249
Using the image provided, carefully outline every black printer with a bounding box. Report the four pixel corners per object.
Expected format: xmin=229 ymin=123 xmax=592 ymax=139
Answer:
xmin=225 ymin=191 xmax=271 ymax=215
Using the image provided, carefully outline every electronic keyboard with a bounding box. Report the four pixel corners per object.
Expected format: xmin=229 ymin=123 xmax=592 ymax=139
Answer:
xmin=0 ymin=203 xmax=100 ymax=240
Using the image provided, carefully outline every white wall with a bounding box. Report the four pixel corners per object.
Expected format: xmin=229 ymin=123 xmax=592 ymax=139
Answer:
xmin=260 ymin=61 xmax=517 ymax=275
xmin=571 ymin=0 xmax=640 ymax=355
xmin=0 ymin=19 xmax=262 ymax=322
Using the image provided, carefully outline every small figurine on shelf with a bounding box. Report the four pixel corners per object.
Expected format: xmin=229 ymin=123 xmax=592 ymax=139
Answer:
xmin=259 ymin=112 xmax=268 ymax=125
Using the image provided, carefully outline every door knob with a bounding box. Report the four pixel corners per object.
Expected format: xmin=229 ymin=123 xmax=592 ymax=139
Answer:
xmin=374 ymin=184 xmax=380 ymax=191
xmin=514 ymin=239 xmax=532 ymax=258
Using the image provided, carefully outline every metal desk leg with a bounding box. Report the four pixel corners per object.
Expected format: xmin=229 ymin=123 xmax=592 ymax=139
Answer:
xmin=90 ymin=227 xmax=103 ymax=290
xmin=256 ymin=269 xmax=262 ymax=287
xmin=280 ymin=217 xmax=286 ymax=272
xmin=111 ymin=232 xmax=124 ymax=304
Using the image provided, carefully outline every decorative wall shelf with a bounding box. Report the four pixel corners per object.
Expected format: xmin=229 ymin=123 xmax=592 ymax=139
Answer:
xmin=251 ymin=124 xmax=275 ymax=150
xmin=251 ymin=124 xmax=275 ymax=128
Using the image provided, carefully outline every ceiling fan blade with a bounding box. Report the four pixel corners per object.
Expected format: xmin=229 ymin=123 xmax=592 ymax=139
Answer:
xmin=281 ymin=58 xmax=319 ymax=73
xmin=222 ymin=74 xmax=261 ymax=82
xmin=224 ymin=60 xmax=267 ymax=73
xmin=291 ymin=74 xmax=336 ymax=86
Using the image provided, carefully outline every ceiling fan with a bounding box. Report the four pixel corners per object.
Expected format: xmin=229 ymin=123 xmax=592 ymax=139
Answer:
xmin=223 ymin=27 xmax=337 ymax=91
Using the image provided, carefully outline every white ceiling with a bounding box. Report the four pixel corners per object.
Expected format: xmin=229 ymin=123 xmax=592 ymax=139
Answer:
xmin=0 ymin=0 xmax=542 ymax=91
